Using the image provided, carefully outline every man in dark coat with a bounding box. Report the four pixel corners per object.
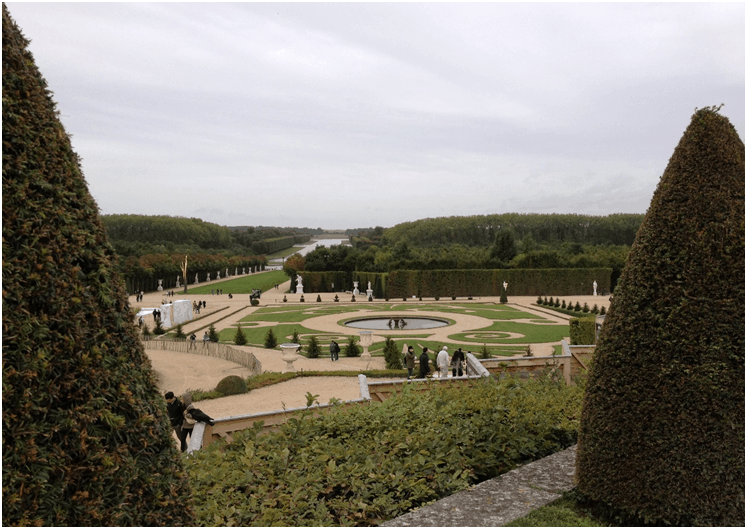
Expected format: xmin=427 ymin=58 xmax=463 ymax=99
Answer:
xmin=451 ymin=347 xmax=466 ymax=377
xmin=418 ymin=347 xmax=431 ymax=379
xmin=165 ymin=391 xmax=186 ymax=451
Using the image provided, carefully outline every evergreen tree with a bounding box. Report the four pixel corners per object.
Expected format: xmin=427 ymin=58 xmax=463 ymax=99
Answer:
xmin=234 ymin=324 xmax=248 ymax=346
xmin=291 ymin=329 xmax=300 ymax=344
xmin=344 ymin=336 xmax=360 ymax=357
xmin=1 ymin=6 xmax=193 ymax=524
xmin=208 ymin=323 xmax=219 ymax=343
xmin=306 ymin=336 xmax=321 ymax=358
xmin=264 ymin=328 xmax=278 ymax=348
xmin=577 ymin=107 xmax=744 ymax=526
xmin=499 ymin=286 xmax=508 ymax=304
xmin=490 ymin=228 xmax=518 ymax=264
xmin=383 ymin=337 xmax=403 ymax=369
xmin=175 ymin=323 xmax=186 ymax=339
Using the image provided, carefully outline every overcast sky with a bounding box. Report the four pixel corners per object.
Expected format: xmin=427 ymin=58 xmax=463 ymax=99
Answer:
xmin=7 ymin=2 xmax=745 ymax=230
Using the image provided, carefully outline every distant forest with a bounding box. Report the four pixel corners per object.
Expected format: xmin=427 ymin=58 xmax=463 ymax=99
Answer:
xmin=102 ymin=215 xmax=311 ymax=257
xmin=293 ymin=213 xmax=645 ymax=291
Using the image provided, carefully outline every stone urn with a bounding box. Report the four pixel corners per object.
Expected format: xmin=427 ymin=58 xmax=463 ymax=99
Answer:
xmin=280 ymin=343 xmax=301 ymax=373
xmin=157 ymin=279 xmax=164 ymax=292
xmin=359 ymin=331 xmax=373 ymax=359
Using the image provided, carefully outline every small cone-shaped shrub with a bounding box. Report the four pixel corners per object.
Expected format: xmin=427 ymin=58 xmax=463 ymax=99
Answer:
xmin=536 ymin=295 xmax=543 ymax=305
xmin=344 ymin=335 xmax=360 ymax=357
xmin=264 ymin=328 xmax=278 ymax=348
xmin=383 ymin=337 xmax=402 ymax=369
xmin=574 ymin=301 xmax=582 ymax=311
xmin=577 ymin=107 xmax=744 ymax=526
xmin=499 ymin=287 xmax=508 ymax=304
xmin=234 ymin=325 xmax=248 ymax=346
xmin=174 ymin=323 xmax=186 ymax=339
xmin=306 ymin=336 xmax=321 ymax=358
xmin=142 ymin=324 xmax=151 ymax=338
xmin=561 ymin=299 xmax=567 ymax=309
xmin=208 ymin=323 xmax=219 ymax=343
xmin=2 ymin=6 xmax=193 ymax=524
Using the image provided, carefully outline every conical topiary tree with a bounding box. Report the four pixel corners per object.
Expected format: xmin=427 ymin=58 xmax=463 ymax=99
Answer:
xmin=1 ymin=5 xmax=193 ymax=525
xmin=234 ymin=324 xmax=248 ymax=346
xmin=576 ymin=107 xmax=744 ymax=526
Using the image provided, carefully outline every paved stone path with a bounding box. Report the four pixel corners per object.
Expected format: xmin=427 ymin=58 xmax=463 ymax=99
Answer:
xmin=383 ymin=445 xmax=577 ymax=527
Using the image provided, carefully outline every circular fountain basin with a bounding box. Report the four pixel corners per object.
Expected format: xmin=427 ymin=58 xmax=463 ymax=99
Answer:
xmin=345 ymin=316 xmax=449 ymax=330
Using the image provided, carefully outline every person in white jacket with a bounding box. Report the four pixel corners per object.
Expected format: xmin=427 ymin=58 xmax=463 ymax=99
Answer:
xmin=437 ymin=346 xmax=450 ymax=378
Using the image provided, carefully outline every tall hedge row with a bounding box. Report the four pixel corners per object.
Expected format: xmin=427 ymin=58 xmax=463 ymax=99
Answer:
xmin=298 ymin=268 xmax=610 ymax=298
xmin=2 ymin=6 xmax=194 ymax=525
xmin=576 ymin=108 xmax=745 ymax=525
xmin=386 ymin=268 xmax=611 ymax=298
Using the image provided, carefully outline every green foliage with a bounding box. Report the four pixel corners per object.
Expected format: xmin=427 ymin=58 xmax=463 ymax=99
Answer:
xmin=250 ymin=298 xmax=260 ymax=306
xmin=207 ymin=324 xmax=219 ymax=343
xmin=234 ymin=325 xmax=248 ymax=346
xmin=174 ymin=323 xmax=186 ymax=339
xmin=306 ymin=336 xmax=321 ymax=358
xmin=561 ymin=299 xmax=567 ymax=309
xmin=591 ymin=303 xmax=599 ymax=314
xmin=264 ymin=328 xmax=278 ymax=349
xmin=574 ymin=302 xmax=581 ymax=312
xmin=599 ymin=306 xmax=606 ymax=315
xmin=344 ymin=335 xmax=360 ymax=357
xmin=577 ymin=107 xmax=745 ymax=526
xmin=215 ymin=375 xmax=248 ymax=396
xmin=153 ymin=319 xmax=166 ymax=335
xmin=142 ymin=324 xmax=151 ymax=337
xmin=569 ymin=317 xmax=596 ymax=345
xmin=185 ymin=376 xmax=583 ymax=526
xmin=582 ymin=302 xmax=589 ymax=313
xmin=1 ymin=7 xmax=193 ymax=525
xmin=382 ymin=337 xmax=403 ymax=369
xmin=536 ymin=295 xmax=543 ymax=305
xmin=500 ymin=286 xmax=508 ymax=303
xmin=480 ymin=343 xmax=491 ymax=359
xmin=291 ymin=329 xmax=300 ymax=344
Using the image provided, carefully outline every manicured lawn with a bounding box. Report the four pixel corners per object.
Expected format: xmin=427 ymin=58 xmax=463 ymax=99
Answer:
xmin=504 ymin=493 xmax=610 ymax=527
xmin=186 ymin=270 xmax=287 ymax=295
xmin=266 ymin=246 xmax=303 ymax=259
xmin=449 ymin=321 xmax=569 ymax=344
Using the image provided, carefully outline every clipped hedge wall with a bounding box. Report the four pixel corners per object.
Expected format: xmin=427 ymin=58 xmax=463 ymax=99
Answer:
xmin=386 ymin=268 xmax=611 ymax=298
xmin=569 ymin=317 xmax=596 ymax=345
xmin=2 ymin=6 xmax=193 ymax=525
xmin=577 ymin=107 xmax=745 ymax=526
xmin=186 ymin=376 xmax=583 ymax=526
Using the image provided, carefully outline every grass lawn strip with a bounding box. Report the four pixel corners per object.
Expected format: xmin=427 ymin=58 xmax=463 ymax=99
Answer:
xmin=186 ymin=270 xmax=287 ymax=295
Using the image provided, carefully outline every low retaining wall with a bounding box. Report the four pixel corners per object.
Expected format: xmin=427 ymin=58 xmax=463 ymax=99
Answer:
xmin=142 ymin=339 xmax=262 ymax=376
xmin=480 ymin=340 xmax=592 ymax=385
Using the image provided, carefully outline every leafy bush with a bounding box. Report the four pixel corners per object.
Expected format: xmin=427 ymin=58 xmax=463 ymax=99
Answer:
xmin=554 ymin=298 xmax=560 ymax=307
xmin=186 ymin=376 xmax=583 ymax=526
xmin=306 ymin=336 xmax=321 ymax=358
xmin=500 ymin=287 xmax=508 ymax=304
xmin=215 ymin=375 xmax=248 ymax=396
xmin=536 ymin=296 xmax=543 ymax=305
xmin=234 ymin=325 xmax=248 ymax=346
xmin=2 ymin=7 xmax=193 ymax=524
xmin=479 ymin=343 xmax=491 ymax=359
xmin=569 ymin=317 xmax=596 ymax=345
xmin=383 ymin=337 xmax=403 ymax=370
xmin=577 ymin=107 xmax=745 ymax=526
xmin=251 ymin=298 xmax=260 ymax=306
xmin=344 ymin=335 xmax=360 ymax=357
xmin=175 ymin=323 xmax=186 ymax=339
xmin=591 ymin=304 xmax=599 ymax=314
xmin=574 ymin=302 xmax=582 ymax=312
xmin=153 ymin=319 xmax=166 ymax=335
xmin=291 ymin=329 xmax=300 ymax=344
xmin=561 ymin=299 xmax=567 ymax=309
xmin=582 ymin=302 xmax=589 ymax=313
xmin=316 ymin=294 xmax=322 ymax=302
xmin=142 ymin=324 xmax=151 ymax=337
xmin=548 ymin=297 xmax=554 ymax=306
xmin=599 ymin=306 xmax=606 ymax=315
xmin=208 ymin=324 xmax=219 ymax=343
xmin=264 ymin=328 xmax=278 ymax=349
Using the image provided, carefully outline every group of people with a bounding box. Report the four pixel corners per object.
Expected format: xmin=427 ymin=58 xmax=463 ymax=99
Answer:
xmin=134 ymin=291 xmax=145 ymax=302
xmin=404 ymin=345 xmax=467 ymax=379
xmin=211 ymin=289 xmax=224 ymax=295
xmin=165 ymin=391 xmax=215 ymax=452
xmin=191 ymin=300 xmax=207 ymax=314
xmin=152 ymin=309 xmax=162 ymax=322
xmin=188 ymin=332 xmax=212 ymax=349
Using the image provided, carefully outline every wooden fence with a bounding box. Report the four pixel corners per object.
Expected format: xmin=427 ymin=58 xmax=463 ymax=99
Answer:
xmin=141 ymin=339 xmax=262 ymax=375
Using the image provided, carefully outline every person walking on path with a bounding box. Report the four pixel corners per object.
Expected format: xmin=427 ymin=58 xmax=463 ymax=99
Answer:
xmin=418 ymin=348 xmax=431 ymax=379
xmin=203 ymin=331 xmax=210 ymax=348
xmin=437 ymin=346 xmax=450 ymax=378
xmin=451 ymin=347 xmax=465 ymax=377
xmin=405 ymin=346 xmax=416 ymax=378
xmin=165 ymin=391 xmax=186 ymax=451
xmin=189 ymin=333 xmax=197 ymax=349
xmin=329 ymin=340 xmax=340 ymax=361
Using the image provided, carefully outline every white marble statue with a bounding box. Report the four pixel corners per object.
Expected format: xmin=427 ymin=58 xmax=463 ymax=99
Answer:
xmin=175 ymin=276 xmax=181 ymax=288
xmin=296 ymin=275 xmax=304 ymax=294
xmin=593 ymin=280 xmax=598 ymax=296
xmin=503 ymin=281 xmax=508 ymax=292
xmin=194 ymin=272 xmax=199 ymax=284
xmin=216 ymin=271 xmax=221 ymax=280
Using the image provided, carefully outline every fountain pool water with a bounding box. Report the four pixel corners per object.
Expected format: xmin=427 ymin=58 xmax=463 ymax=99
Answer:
xmin=345 ymin=317 xmax=449 ymax=330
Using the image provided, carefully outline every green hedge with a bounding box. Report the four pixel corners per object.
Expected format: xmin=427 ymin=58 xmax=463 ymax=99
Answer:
xmin=186 ymin=376 xmax=583 ymax=526
xmin=569 ymin=317 xmax=596 ymax=345
xmin=299 ymin=269 xmax=611 ymax=298
xmin=577 ymin=107 xmax=745 ymax=526
xmin=386 ymin=268 xmax=611 ymax=298
xmin=2 ymin=6 xmax=193 ymax=524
